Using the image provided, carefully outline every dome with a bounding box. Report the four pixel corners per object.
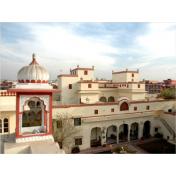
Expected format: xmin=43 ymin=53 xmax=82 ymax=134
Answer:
xmin=17 ymin=54 xmax=49 ymax=83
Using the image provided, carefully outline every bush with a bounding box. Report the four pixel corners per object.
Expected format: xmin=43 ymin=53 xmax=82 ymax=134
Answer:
xmin=160 ymin=88 xmax=176 ymax=99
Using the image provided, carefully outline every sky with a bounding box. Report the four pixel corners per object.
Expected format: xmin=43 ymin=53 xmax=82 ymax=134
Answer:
xmin=0 ymin=22 xmax=176 ymax=81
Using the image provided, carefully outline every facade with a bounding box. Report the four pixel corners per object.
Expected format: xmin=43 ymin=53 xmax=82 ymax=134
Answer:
xmin=163 ymin=79 xmax=176 ymax=89
xmin=145 ymin=80 xmax=163 ymax=95
xmin=0 ymin=54 xmax=176 ymax=153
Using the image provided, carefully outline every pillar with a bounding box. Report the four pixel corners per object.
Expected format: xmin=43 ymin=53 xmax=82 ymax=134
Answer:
xmin=138 ymin=122 xmax=143 ymax=139
xmin=128 ymin=124 xmax=131 ymax=142
xmin=101 ymin=127 xmax=106 ymax=145
xmin=116 ymin=126 xmax=119 ymax=144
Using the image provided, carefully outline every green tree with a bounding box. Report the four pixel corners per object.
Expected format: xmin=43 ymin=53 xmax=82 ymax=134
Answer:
xmin=160 ymin=88 xmax=176 ymax=99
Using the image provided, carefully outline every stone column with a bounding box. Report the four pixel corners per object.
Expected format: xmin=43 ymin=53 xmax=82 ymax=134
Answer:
xmin=138 ymin=122 xmax=143 ymax=139
xmin=116 ymin=126 xmax=119 ymax=144
xmin=101 ymin=127 xmax=106 ymax=145
xmin=128 ymin=124 xmax=131 ymax=142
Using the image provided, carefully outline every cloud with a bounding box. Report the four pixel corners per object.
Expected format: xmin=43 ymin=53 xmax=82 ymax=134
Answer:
xmin=0 ymin=22 xmax=175 ymax=81
xmin=1 ymin=23 xmax=120 ymax=80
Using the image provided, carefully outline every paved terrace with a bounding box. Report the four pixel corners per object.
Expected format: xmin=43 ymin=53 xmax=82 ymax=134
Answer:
xmin=79 ymin=139 xmax=160 ymax=154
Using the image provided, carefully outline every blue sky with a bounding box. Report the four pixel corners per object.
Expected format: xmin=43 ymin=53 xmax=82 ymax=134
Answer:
xmin=0 ymin=22 xmax=175 ymax=80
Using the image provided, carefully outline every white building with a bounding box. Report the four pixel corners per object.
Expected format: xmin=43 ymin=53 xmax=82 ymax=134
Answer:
xmin=0 ymin=54 xmax=175 ymax=153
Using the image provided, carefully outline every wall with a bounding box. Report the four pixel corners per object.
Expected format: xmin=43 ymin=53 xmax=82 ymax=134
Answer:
xmin=112 ymin=72 xmax=139 ymax=82
xmin=58 ymin=76 xmax=79 ymax=104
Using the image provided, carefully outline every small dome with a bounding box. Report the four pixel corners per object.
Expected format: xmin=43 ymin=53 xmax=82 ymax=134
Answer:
xmin=17 ymin=54 xmax=49 ymax=83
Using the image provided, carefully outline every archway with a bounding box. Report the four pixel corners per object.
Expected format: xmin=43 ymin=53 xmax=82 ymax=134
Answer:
xmin=143 ymin=121 xmax=151 ymax=138
xmin=120 ymin=102 xmax=129 ymax=111
xmin=91 ymin=127 xmax=102 ymax=147
xmin=130 ymin=122 xmax=139 ymax=140
xmin=119 ymin=124 xmax=128 ymax=142
xmin=108 ymin=96 xmax=115 ymax=102
xmin=99 ymin=97 xmax=107 ymax=102
xmin=22 ymin=97 xmax=46 ymax=135
xmin=106 ymin=125 xmax=117 ymax=144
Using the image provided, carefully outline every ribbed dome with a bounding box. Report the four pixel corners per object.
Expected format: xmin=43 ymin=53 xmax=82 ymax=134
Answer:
xmin=17 ymin=54 xmax=49 ymax=83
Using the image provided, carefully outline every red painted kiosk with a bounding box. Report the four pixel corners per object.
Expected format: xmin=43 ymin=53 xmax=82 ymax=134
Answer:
xmin=10 ymin=54 xmax=59 ymax=143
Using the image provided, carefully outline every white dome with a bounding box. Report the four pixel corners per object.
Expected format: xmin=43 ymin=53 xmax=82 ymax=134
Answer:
xmin=17 ymin=54 xmax=49 ymax=83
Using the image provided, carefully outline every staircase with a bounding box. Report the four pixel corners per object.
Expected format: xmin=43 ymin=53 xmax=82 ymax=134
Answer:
xmin=160 ymin=118 xmax=176 ymax=140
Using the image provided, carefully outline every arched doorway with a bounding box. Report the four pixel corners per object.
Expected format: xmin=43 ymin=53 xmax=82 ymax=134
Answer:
xmin=143 ymin=121 xmax=151 ymax=138
xmin=119 ymin=124 xmax=128 ymax=142
xmin=120 ymin=102 xmax=129 ymax=111
xmin=108 ymin=96 xmax=115 ymax=102
xmin=91 ymin=127 xmax=102 ymax=147
xmin=106 ymin=125 xmax=117 ymax=144
xmin=99 ymin=97 xmax=107 ymax=102
xmin=130 ymin=122 xmax=139 ymax=140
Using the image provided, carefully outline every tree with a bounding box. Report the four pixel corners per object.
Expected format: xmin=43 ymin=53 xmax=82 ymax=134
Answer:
xmin=53 ymin=113 xmax=80 ymax=152
xmin=160 ymin=88 xmax=176 ymax=99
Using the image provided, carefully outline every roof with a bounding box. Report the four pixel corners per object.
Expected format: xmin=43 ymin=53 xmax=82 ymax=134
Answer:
xmin=8 ymin=88 xmax=60 ymax=93
xmin=71 ymin=65 xmax=94 ymax=71
xmin=57 ymin=74 xmax=78 ymax=77
xmin=112 ymin=70 xmax=139 ymax=74
xmin=78 ymin=80 xmax=99 ymax=83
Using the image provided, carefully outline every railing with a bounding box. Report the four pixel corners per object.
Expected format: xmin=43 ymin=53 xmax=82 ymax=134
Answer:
xmin=99 ymin=83 xmax=128 ymax=88
xmin=160 ymin=118 xmax=176 ymax=139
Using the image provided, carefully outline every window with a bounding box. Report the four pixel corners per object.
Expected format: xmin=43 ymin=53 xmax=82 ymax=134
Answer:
xmin=3 ymin=118 xmax=9 ymax=133
xmin=108 ymin=96 xmax=115 ymax=102
xmin=99 ymin=97 xmax=107 ymax=102
xmin=0 ymin=119 xmax=2 ymax=133
xmin=146 ymin=105 xmax=150 ymax=110
xmin=132 ymin=73 xmax=134 ymax=77
xmin=94 ymin=110 xmax=98 ymax=114
xmin=120 ymin=102 xmax=129 ymax=111
xmin=57 ymin=120 xmax=62 ymax=128
xmin=138 ymin=84 xmax=140 ymax=88
xmin=68 ymin=84 xmax=72 ymax=89
xmin=88 ymin=84 xmax=92 ymax=88
xmin=168 ymin=109 xmax=172 ymax=113
xmin=155 ymin=127 xmax=158 ymax=132
xmin=111 ymin=108 xmax=114 ymax=112
xmin=75 ymin=138 xmax=82 ymax=145
xmin=131 ymin=79 xmax=134 ymax=82
xmin=134 ymin=106 xmax=137 ymax=111
xmin=74 ymin=118 xmax=81 ymax=126
xmin=84 ymin=70 xmax=88 ymax=75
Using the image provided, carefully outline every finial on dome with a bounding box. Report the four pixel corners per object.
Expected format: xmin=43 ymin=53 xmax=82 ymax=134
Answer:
xmin=30 ymin=53 xmax=38 ymax=65
xmin=32 ymin=53 xmax=36 ymax=59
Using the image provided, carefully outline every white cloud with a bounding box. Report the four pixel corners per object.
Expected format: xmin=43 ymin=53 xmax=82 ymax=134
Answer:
xmin=136 ymin=23 xmax=176 ymax=59
xmin=1 ymin=23 xmax=175 ymax=81
xmin=1 ymin=23 xmax=120 ymax=80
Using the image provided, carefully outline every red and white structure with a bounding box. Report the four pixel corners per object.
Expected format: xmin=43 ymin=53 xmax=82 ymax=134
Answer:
xmin=10 ymin=54 xmax=59 ymax=143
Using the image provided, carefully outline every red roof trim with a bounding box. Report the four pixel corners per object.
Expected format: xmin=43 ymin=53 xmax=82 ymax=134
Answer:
xmin=8 ymin=89 xmax=60 ymax=93
xmin=57 ymin=74 xmax=78 ymax=77
xmin=81 ymin=110 xmax=155 ymax=119
xmin=18 ymin=80 xmax=48 ymax=83
xmin=53 ymin=99 xmax=172 ymax=108
xmin=78 ymin=81 xmax=99 ymax=83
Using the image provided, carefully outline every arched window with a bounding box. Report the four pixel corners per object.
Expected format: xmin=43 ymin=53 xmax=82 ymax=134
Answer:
xmin=99 ymin=97 xmax=107 ymax=102
xmin=108 ymin=96 xmax=115 ymax=102
xmin=0 ymin=119 xmax=2 ymax=133
xmin=120 ymin=102 xmax=129 ymax=111
xmin=3 ymin=118 xmax=9 ymax=133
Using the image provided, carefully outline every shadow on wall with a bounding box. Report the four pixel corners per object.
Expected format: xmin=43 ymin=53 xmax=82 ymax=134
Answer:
xmin=0 ymin=133 xmax=15 ymax=154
